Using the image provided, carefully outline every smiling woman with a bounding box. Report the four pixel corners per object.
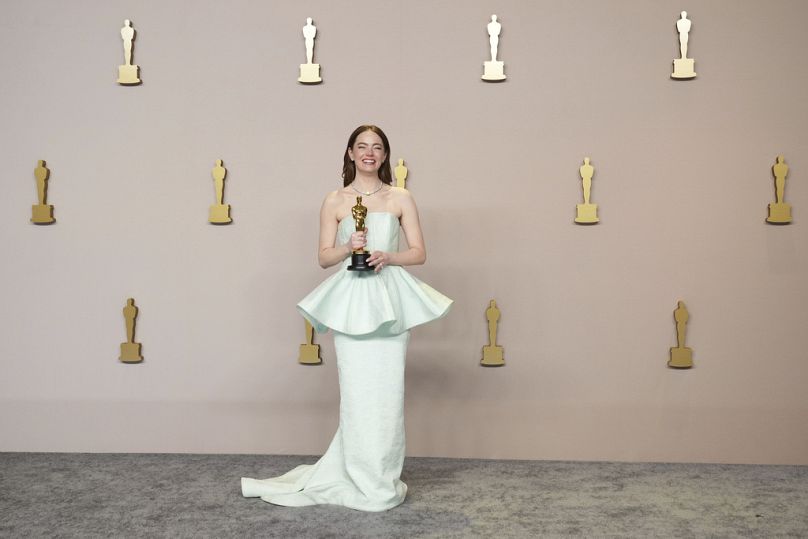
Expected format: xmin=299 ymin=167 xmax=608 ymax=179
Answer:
xmin=240 ymin=124 xmax=452 ymax=512
xmin=342 ymin=125 xmax=393 ymax=188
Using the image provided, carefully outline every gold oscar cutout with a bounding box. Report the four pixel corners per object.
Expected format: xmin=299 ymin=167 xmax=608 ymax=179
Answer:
xmin=298 ymin=319 xmax=322 ymax=365
xmin=482 ymin=15 xmax=506 ymax=81
xmin=31 ymin=160 xmax=55 ymax=224
xmin=668 ymin=301 xmax=693 ymax=368
xmin=120 ymin=298 xmax=143 ymax=363
xmin=394 ymin=159 xmax=408 ymax=189
xmin=671 ymin=11 xmax=696 ymax=79
xmin=298 ymin=18 xmax=322 ymax=84
xmin=575 ymin=157 xmax=599 ymax=224
xmin=209 ymin=159 xmax=232 ymax=224
xmin=767 ymin=155 xmax=792 ymax=224
xmin=481 ymin=300 xmax=505 ymax=366
xmin=117 ymin=20 xmax=141 ymax=85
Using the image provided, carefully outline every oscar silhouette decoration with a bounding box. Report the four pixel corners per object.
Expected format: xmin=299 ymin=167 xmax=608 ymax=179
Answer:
xmin=347 ymin=197 xmax=373 ymax=271
xmin=209 ymin=159 xmax=232 ymax=224
xmin=668 ymin=301 xmax=693 ymax=368
xmin=31 ymin=160 xmax=55 ymax=224
xmin=120 ymin=298 xmax=143 ymax=363
xmin=481 ymin=300 xmax=505 ymax=366
xmin=298 ymin=18 xmax=322 ymax=84
xmin=767 ymin=155 xmax=792 ymax=224
xmin=394 ymin=159 xmax=408 ymax=189
xmin=298 ymin=319 xmax=322 ymax=365
xmin=117 ymin=20 xmax=141 ymax=85
xmin=482 ymin=15 xmax=506 ymax=81
xmin=575 ymin=157 xmax=599 ymax=224
xmin=671 ymin=11 xmax=696 ymax=79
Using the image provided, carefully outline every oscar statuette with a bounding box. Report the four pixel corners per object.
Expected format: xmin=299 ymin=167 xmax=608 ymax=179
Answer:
xmin=766 ymin=155 xmax=792 ymax=224
xmin=117 ymin=20 xmax=141 ymax=85
xmin=668 ymin=301 xmax=693 ymax=369
xmin=119 ymin=298 xmax=143 ymax=363
xmin=481 ymin=15 xmax=506 ymax=81
xmin=671 ymin=12 xmax=696 ymax=80
xmin=208 ymin=159 xmax=232 ymax=224
xmin=347 ymin=196 xmax=373 ymax=272
xmin=298 ymin=17 xmax=322 ymax=84
xmin=481 ymin=300 xmax=505 ymax=366
xmin=298 ymin=319 xmax=322 ymax=365
xmin=31 ymin=160 xmax=55 ymax=224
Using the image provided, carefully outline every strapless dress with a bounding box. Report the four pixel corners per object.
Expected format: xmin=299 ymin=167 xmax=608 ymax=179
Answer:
xmin=297 ymin=212 xmax=452 ymax=336
xmin=241 ymin=212 xmax=452 ymax=511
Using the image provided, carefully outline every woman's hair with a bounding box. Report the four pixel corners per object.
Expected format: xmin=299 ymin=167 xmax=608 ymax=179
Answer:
xmin=342 ymin=125 xmax=393 ymax=187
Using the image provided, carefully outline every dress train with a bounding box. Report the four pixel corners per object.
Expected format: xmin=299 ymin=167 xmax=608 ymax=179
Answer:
xmin=241 ymin=331 xmax=409 ymax=512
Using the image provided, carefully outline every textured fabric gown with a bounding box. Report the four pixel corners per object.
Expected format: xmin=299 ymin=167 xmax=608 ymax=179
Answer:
xmin=241 ymin=212 xmax=452 ymax=511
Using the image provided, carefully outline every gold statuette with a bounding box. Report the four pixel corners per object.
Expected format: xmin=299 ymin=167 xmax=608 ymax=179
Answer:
xmin=481 ymin=300 xmax=505 ymax=366
xmin=209 ymin=159 xmax=232 ymax=224
xmin=120 ymin=298 xmax=143 ymax=363
xmin=482 ymin=15 xmax=506 ymax=81
xmin=347 ymin=196 xmax=372 ymax=271
xmin=767 ymin=155 xmax=792 ymax=224
xmin=668 ymin=301 xmax=693 ymax=368
xmin=298 ymin=18 xmax=322 ymax=84
xmin=671 ymin=11 xmax=696 ymax=79
xmin=117 ymin=20 xmax=141 ymax=85
xmin=394 ymin=158 xmax=408 ymax=189
xmin=31 ymin=160 xmax=55 ymax=224
xmin=298 ymin=319 xmax=322 ymax=365
xmin=575 ymin=157 xmax=599 ymax=224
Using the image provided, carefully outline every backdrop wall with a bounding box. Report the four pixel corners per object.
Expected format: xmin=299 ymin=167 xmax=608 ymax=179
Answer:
xmin=1 ymin=0 xmax=806 ymax=464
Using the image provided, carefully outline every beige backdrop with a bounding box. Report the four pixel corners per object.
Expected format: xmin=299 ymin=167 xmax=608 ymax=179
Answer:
xmin=1 ymin=0 xmax=806 ymax=464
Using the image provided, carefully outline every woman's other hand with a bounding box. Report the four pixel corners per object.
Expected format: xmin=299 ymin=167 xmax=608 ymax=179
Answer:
xmin=367 ymin=251 xmax=390 ymax=273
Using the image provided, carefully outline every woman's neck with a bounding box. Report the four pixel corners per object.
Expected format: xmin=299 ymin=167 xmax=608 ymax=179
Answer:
xmin=351 ymin=173 xmax=382 ymax=192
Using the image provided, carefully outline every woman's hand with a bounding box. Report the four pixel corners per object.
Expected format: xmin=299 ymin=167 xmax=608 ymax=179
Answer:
xmin=367 ymin=251 xmax=391 ymax=273
xmin=350 ymin=228 xmax=367 ymax=252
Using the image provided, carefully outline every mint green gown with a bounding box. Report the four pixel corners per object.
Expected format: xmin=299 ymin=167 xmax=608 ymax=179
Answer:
xmin=241 ymin=212 xmax=452 ymax=511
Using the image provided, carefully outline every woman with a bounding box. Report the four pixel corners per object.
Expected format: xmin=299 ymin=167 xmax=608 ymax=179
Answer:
xmin=241 ymin=125 xmax=452 ymax=511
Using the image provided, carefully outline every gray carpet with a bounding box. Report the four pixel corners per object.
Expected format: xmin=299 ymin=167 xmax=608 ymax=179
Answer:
xmin=1 ymin=453 xmax=807 ymax=538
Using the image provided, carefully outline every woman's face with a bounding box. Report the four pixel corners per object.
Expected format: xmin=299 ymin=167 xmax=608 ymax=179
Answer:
xmin=348 ymin=130 xmax=386 ymax=176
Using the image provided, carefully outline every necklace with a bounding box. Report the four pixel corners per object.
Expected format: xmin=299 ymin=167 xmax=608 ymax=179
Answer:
xmin=350 ymin=181 xmax=384 ymax=196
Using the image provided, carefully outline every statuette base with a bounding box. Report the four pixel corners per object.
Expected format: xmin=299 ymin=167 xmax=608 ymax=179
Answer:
xmin=298 ymin=63 xmax=322 ymax=84
xmin=671 ymin=59 xmax=696 ymax=79
xmin=481 ymin=345 xmax=504 ymax=366
xmin=31 ymin=204 xmax=55 ymax=224
xmin=668 ymin=347 xmax=693 ymax=369
xmin=347 ymin=251 xmax=373 ymax=272
xmin=120 ymin=342 xmax=143 ymax=363
xmin=575 ymin=203 xmax=599 ymax=224
xmin=298 ymin=344 xmax=322 ymax=365
xmin=767 ymin=203 xmax=792 ymax=224
xmin=117 ymin=64 xmax=141 ymax=85
xmin=209 ymin=204 xmax=232 ymax=224
xmin=482 ymin=61 xmax=506 ymax=81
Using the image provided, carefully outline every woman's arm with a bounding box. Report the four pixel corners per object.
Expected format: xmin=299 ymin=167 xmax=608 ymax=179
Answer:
xmin=317 ymin=191 xmax=366 ymax=268
xmin=367 ymin=189 xmax=426 ymax=271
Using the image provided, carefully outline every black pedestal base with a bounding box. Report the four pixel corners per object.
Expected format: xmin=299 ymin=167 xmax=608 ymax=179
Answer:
xmin=347 ymin=251 xmax=373 ymax=272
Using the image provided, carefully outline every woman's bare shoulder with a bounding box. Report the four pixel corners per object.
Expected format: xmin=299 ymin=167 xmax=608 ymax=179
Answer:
xmin=321 ymin=189 xmax=346 ymax=219
xmin=388 ymin=186 xmax=417 ymax=211
xmin=323 ymin=189 xmax=349 ymax=207
xmin=388 ymin=186 xmax=415 ymax=202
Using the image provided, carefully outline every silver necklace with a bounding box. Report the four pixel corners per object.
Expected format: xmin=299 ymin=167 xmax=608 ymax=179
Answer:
xmin=350 ymin=180 xmax=384 ymax=196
